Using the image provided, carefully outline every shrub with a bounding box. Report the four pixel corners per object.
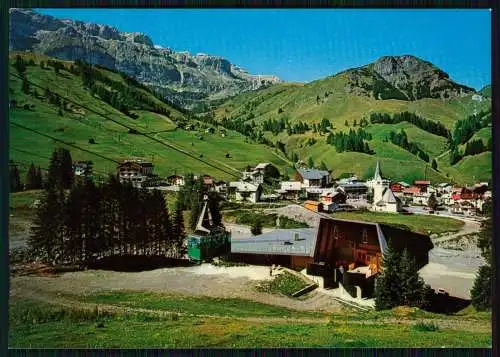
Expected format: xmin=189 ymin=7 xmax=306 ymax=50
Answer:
xmin=413 ymin=322 xmax=439 ymax=332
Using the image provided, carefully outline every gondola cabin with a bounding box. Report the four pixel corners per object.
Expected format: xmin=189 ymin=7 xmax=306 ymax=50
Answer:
xmin=187 ymin=196 xmax=231 ymax=263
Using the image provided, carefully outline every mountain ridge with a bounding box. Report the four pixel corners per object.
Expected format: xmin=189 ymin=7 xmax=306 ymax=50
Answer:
xmin=9 ymin=8 xmax=281 ymax=111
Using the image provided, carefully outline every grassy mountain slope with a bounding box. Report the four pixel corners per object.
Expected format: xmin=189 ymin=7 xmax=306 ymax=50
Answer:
xmin=214 ymin=68 xmax=491 ymax=185
xmin=9 ymin=53 xmax=289 ymax=181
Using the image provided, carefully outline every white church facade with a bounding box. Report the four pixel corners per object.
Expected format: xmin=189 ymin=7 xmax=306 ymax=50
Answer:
xmin=369 ymin=161 xmax=402 ymax=213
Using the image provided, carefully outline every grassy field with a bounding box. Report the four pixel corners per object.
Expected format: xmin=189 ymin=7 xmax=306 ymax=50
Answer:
xmin=223 ymin=210 xmax=309 ymax=229
xmin=9 ymin=296 xmax=491 ymax=348
xmin=8 ymin=53 xmax=289 ymax=181
xmin=256 ymin=271 xmax=309 ymax=297
xmin=332 ymin=211 xmax=464 ymax=235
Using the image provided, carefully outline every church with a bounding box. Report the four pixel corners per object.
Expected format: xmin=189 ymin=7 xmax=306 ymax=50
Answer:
xmin=368 ymin=161 xmax=402 ymax=213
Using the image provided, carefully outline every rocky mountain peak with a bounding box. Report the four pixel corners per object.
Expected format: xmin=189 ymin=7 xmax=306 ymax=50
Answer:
xmin=9 ymin=8 xmax=280 ymax=110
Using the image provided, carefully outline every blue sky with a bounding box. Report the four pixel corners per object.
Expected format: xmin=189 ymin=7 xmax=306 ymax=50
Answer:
xmin=37 ymin=9 xmax=491 ymax=90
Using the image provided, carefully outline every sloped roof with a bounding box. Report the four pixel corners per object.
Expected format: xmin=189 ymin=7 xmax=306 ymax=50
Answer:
xmin=281 ymin=181 xmax=302 ymax=191
xmin=297 ymin=168 xmax=329 ymax=180
xmin=231 ymin=228 xmax=317 ymax=256
xmin=229 ymin=181 xmax=260 ymax=192
xmin=255 ymin=163 xmax=270 ymax=170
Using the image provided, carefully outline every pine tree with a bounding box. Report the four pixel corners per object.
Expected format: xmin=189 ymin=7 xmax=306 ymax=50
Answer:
xmin=172 ymin=199 xmax=186 ymax=258
xmin=344 ymin=120 xmax=349 ymax=127
xmin=308 ymin=157 xmax=315 ymax=169
xmin=427 ymin=193 xmax=438 ymax=211
xmin=375 ymin=242 xmax=402 ymax=310
xmin=320 ymin=161 xmax=328 ymax=171
xmin=471 ymin=265 xmax=492 ymax=311
xmin=14 ymin=55 xmax=26 ymax=75
xmin=251 ymin=219 xmax=263 ymax=236
xmin=431 ymin=159 xmax=438 ymax=171
xmin=22 ymin=76 xmax=30 ymax=94
xmin=25 ymin=163 xmax=38 ymax=190
xmin=29 ymin=184 xmax=66 ymax=263
xmin=399 ymin=249 xmax=426 ymax=307
xmin=10 ymin=164 xmax=22 ymax=192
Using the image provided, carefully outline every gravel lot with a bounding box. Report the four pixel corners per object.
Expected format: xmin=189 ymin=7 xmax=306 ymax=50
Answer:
xmin=10 ymin=264 xmax=344 ymax=313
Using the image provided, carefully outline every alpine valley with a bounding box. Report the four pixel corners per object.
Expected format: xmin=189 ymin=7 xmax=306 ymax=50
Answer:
xmin=9 ymin=8 xmax=492 ymax=185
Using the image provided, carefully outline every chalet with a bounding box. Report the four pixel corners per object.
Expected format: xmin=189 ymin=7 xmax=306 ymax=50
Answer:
xmin=117 ymin=159 xmax=154 ymax=188
xmin=305 ymin=187 xmax=325 ymax=201
xmin=242 ymin=163 xmax=280 ymax=185
xmin=320 ymin=189 xmax=347 ymax=205
xmin=304 ymin=200 xmax=323 ymax=213
xmin=412 ymin=192 xmax=431 ymax=206
xmin=201 ymin=175 xmax=215 ymax=188
xmin=390 ymin=181 xmax=409 ymax=193
xmin=336 ymin=181 xmax=368 ymax=199
xmin=413 ymin=180 xmax=431 ymax=193
xmin=449 ymin=184 xmax=490 ymax=214
xmin=277 ymin=181 xmax=303 ymax=200
xmin=296 ymin=168 xmax=330 ymax=188
xmin=229 ymin=217 xmax=433 ymax=299
xmin=73 ymin=161 xmax=92 ymax=177
xmin=436 ymin=183 xmax=453 ymax=194
xmin=228 ymin=181 xmax=262 ymax=203
xmin=167 ymin=175 xmax=185 ymax=186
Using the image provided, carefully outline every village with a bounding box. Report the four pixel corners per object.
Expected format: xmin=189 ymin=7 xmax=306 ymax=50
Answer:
xmin=73 ymin=157 xmax=492 ymax=217
xmin=67 ymin=157 xmax=491 ymax=308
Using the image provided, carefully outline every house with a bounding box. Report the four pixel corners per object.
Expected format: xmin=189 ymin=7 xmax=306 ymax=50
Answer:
xmin=296 ymin=168 xmax=331 ymax=188
xmin=304 ymin=200 xmax=323 ymax=212
xmin=73 ymin=161 xmax=92 ymax=177
xmin=167 ymin=175 xmax=185 ymax=186
xmin=449 ymin=184 xmax=490 ymax=214
xmin=436 ymin=183 xmax=453 ymax=194
xmin=321 ymin=189 xmax=347 ymax=205
xmin=390 ymin=182 xmax=409 ymax=193
xmin=277 ymin=181 xmax=303 ymax=200
xmin=228 ymin=181 xmax=262 ymax=203
xmin=117 ymin=159 xmax=154 ymax=188
xmin=214 ymin=181 xmax=228 ymax=199
xmin=305 ymin=187 xmax=325 ymax=201
xmin=201 ymin=175 xmax=215 ymax=188
xmin=369 ymin=161 xmax=401 ymax=213
xmin=229 ymin=217 xmax=433 ymax=299
xmin=413 ymin=192 xmax=431 ymax=206
xmin=242 ymin=163 xmax=280 ymax=185
xmin=413 ymin=180 xmax=431 ymax=193
xmin=336 ymin=180 xmax=368 ymax=199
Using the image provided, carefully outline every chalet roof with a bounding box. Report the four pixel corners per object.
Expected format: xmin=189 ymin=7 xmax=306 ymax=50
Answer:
xmin=229 ymin=181 xmax=260 ymax=192
xmin=403 ymin=186 xmax=421 ymax=194
xmin=297 ymin=168 xmax=329 ymax=180
xmin=281 ymin=181 xmax=302 ymax=191
xmin=414 ymin=180 xmax=431 ymax=185
xmin=230 ymin=228 xmax=317 ymax=256
xmin=167 ymin=174 xmax=184 ymax=179
xmin=397 ymin=181 xmax=410 ymax=187
xmin=255 ymin=163 xmax=270 ymax=170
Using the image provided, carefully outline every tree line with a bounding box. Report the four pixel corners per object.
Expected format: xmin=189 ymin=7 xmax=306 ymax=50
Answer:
xmin=326 ymin=129 xmax=374 ymax=155
xmin=369 ymin=111 xmax=450 ymax=138
xmin=28 ymin=148 xmax=186 ymax=266
xmin=387 ymin=129 xmax=430 ymax=163
xmin=451 ymin=111 xmax=491 ymax=146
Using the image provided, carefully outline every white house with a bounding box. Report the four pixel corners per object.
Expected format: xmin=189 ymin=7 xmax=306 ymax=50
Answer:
xmin=229 ymin=181 xmax=262 ymax=203
xmin=278 ymin=181 xmax=303 ymax=200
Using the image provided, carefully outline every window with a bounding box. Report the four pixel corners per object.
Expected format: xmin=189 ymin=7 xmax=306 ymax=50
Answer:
xmin=362 ymin=229 xmax=368 ymax=244
xmin=333 ymin=225 xmax=339 ymax=239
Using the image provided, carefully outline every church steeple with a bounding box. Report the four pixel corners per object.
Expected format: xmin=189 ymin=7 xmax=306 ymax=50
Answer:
xmin=374 ymin=160 xmax=382 ymax=182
